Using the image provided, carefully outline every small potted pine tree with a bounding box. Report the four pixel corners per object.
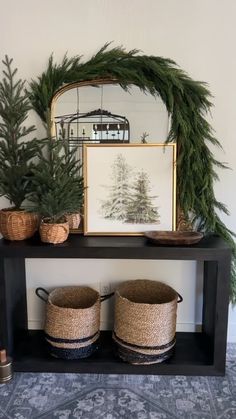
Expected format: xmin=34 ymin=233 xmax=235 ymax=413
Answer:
xmin=58 ymin=119 xmax=83 ymax=231
xmin=0 ymin=56 xmax=40 ymax=240
xmin=29 ymin=130 xmax=83 ymax=244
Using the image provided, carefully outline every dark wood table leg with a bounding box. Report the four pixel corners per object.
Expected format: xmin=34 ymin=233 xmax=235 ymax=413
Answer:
xmin=0 ymin=257 xmax=27 ymax=355
xmin=213 ymin=254 xmax=231 ymax=373
xmin=202 ymin=255 xmax=231 ymax=374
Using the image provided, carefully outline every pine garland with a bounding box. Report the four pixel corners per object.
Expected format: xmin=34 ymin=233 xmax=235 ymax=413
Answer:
xmin=28 ymin=44 xmax=236 ymax=303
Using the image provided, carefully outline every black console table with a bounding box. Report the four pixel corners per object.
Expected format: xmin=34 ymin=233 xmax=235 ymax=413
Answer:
xmin=0 ymin=234 xmax=231 ymax=376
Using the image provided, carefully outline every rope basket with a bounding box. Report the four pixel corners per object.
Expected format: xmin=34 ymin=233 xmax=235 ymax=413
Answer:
xmin=39 ymin=221 xmax=69 ymax=244
xmin=65 ymin=213 xmax=81 ymax=230
xmin=0 ymin=208 xmax=39 ymax=240
xmin=113 ymin=279 xmax=182 ymax=365
xmin=36 ymin=286 xmax=101 ymax=359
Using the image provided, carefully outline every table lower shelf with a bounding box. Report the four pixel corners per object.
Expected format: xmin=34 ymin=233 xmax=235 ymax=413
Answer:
xmin=13 ymin=330 xmax=219 ymax=376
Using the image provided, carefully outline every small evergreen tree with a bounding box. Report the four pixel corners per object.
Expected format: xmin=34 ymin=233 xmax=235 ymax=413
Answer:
xmin=101 ymin=154 xmax=131 ymax=220
xmin=0 ymin=56 xmax=40 ymax=209
xmin=29 ymin=121 xmax=83 ymax=224
xmin=125 ymin=170 xmax=160 ymax=224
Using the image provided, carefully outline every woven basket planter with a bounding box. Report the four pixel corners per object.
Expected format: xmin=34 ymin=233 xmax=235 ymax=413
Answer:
xmin=36 ymin=286 xmax=101 ymax=359
xmin=65 ymin=213 xmax=81 ymax=230
xmin=113 ymin=279 xmax=182 ymax=365
xmin=39 ymin=220 xmax=69 ymax=244
xmin=0 ymin=208 xmax=39 ymax=241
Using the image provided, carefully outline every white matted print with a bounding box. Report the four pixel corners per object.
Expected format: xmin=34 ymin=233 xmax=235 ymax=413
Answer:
xmin=84 ymin=144 xmax=176 ymax=235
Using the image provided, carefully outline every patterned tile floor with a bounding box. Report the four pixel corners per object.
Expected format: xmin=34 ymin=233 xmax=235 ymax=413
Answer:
xmin=0 ymin=344 xmax=235 ymax=419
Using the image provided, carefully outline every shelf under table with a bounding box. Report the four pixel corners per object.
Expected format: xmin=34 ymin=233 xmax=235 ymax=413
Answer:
xmin=0 ymin=234 xmax=231 ymax=376
xmin=13 ymin=330 xmax=216 ymax=376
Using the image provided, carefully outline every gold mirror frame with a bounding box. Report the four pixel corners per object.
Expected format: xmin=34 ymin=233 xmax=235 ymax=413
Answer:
xmin=50 ymin=77 xmax=118 ymax=137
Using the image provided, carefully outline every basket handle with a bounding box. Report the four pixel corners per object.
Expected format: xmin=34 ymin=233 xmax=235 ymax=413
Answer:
xmin=35 ymin=287 xmax=49 ymax=303
xmin=100 ymin=292 xmax=114 ymax=302
xmin=47 ymin=224 xmax=69 ymax=235
xmin=7 ymin=212 xmax=25 ymax=222
xmin=177 ymin=293 xmax=183 ymax=303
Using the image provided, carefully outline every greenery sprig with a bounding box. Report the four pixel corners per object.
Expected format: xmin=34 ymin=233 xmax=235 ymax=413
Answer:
xmin=28 ymin=44 xmax=236 ymax=303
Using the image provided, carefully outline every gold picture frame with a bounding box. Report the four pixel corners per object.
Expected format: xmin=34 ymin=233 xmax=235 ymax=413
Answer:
xmin=84 ymin=143 xmax=176 ymax=236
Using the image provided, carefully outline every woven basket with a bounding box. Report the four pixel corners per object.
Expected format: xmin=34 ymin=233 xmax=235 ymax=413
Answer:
xmin=39 ymin=221 xmax=69 ymax=244
xmin=0 ymin=208 xmax=39 ymax=241
xmin=36 ymin=286 xmax=101 ymax=359
xmin=65 ymin=213 xmax=81 ymax=230
xmin=113 ymin=279 xmax=182 ymax=365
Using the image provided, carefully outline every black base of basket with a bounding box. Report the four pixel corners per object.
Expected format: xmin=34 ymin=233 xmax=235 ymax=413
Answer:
xmin=113 ymin=341 xmax=175 ymax=365
xmin=47 ymin=340 xmax=99 ymax=360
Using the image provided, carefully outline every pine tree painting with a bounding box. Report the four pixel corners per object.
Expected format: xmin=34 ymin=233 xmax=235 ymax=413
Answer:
xmin=125 ymin=170 xmax=160 ymax=224
xmin=101 ymin=153 xmax=132 ymax=220
xmin=100 ymin=154 xmax=160 ymax=224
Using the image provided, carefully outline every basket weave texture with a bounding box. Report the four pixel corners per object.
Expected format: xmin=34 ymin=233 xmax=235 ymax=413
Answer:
xmin=0 ymin=208 xmax=39 ymax=240
xmin=39 ymin=221 xmax=69 ymax=244
xmin=65 ymin=213 xmax=81 ymax=229
xmin=113 ymin=279 xmax=179 ymax=365
xmin=44 ymin=286 xmax=101 ymax=359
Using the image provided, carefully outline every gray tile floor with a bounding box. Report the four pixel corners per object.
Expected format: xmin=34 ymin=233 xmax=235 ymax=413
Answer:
xmin=0 ymin=344 xmax=235 ymax=418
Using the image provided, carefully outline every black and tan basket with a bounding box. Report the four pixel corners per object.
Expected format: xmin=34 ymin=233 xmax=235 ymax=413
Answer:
xmin=36 ymin=286 xmax=102 ymax=359
xmin=113 ymin=279 xmax=183 ymax=365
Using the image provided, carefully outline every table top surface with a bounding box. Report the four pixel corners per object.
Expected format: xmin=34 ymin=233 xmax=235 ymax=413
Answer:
xmin=0 ymin=233 xmax=231 ymax=260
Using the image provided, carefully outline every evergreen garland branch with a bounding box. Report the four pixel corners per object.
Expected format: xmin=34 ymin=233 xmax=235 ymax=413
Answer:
xmin=28 ymin=44 xmax=236 ymax=303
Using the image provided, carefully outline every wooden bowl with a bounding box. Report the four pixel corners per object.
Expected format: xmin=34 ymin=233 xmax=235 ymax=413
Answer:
xmin=144 ymin=231 xmax=203 ymax=245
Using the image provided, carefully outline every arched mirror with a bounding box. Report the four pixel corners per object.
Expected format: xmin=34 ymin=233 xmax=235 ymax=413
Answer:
xmin=51 ymin=79 xmax=170 ymax=162
xmin=50 ymin=79 xmax=172 ymax=232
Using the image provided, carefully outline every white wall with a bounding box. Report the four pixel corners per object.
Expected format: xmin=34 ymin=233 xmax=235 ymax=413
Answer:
xmin=0 ymin=0 xmax=236 ymax=340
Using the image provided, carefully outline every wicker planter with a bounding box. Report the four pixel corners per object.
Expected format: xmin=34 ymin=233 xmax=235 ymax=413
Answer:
xmin=0 ymin=208 xmax=39 ymax=241
xmin=39 ymin=220 xmax=69 ymax=244
xmin=113 ymin=279 xmax=182 ymax=365
xmin=65 ymin=212 xmax=81 ymax=230
xmin=36 ymin=286 xmax=101 ymax=359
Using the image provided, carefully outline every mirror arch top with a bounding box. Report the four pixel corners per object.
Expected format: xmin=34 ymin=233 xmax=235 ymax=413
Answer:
xmin=50 ymin=78 xmax=170 ymax=144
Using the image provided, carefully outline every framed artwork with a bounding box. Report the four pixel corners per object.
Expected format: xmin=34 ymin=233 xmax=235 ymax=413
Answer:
xmin=83 ymin=144 xmax=176 ymax=235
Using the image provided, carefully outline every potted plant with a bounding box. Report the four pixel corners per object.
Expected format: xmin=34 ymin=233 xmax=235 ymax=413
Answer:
xmin=0 ymin=56 xmax=40 ymax=240
xmin=58 ymin=120 xmax=83 ymax=231
xmin=29 ymin=132 xmax=84 ymax=244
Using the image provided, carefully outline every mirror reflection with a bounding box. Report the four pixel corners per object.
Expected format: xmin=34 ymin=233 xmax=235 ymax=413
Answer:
xmin=56 ymin=108 xmax=130 ymax=143
xmin=52 ymin=83 xmax=169 ymax=160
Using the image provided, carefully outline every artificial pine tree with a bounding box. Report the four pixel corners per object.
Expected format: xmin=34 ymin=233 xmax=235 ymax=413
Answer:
xmin=29 ymin=122 xmax=83 ymax=243
xmin=125 ymin=171 xmax=160 ymax=224
xmin=0 ymin=56 xmax=40 ymax=240
xmin=101 ymin=154 xmax=131 ymax=220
